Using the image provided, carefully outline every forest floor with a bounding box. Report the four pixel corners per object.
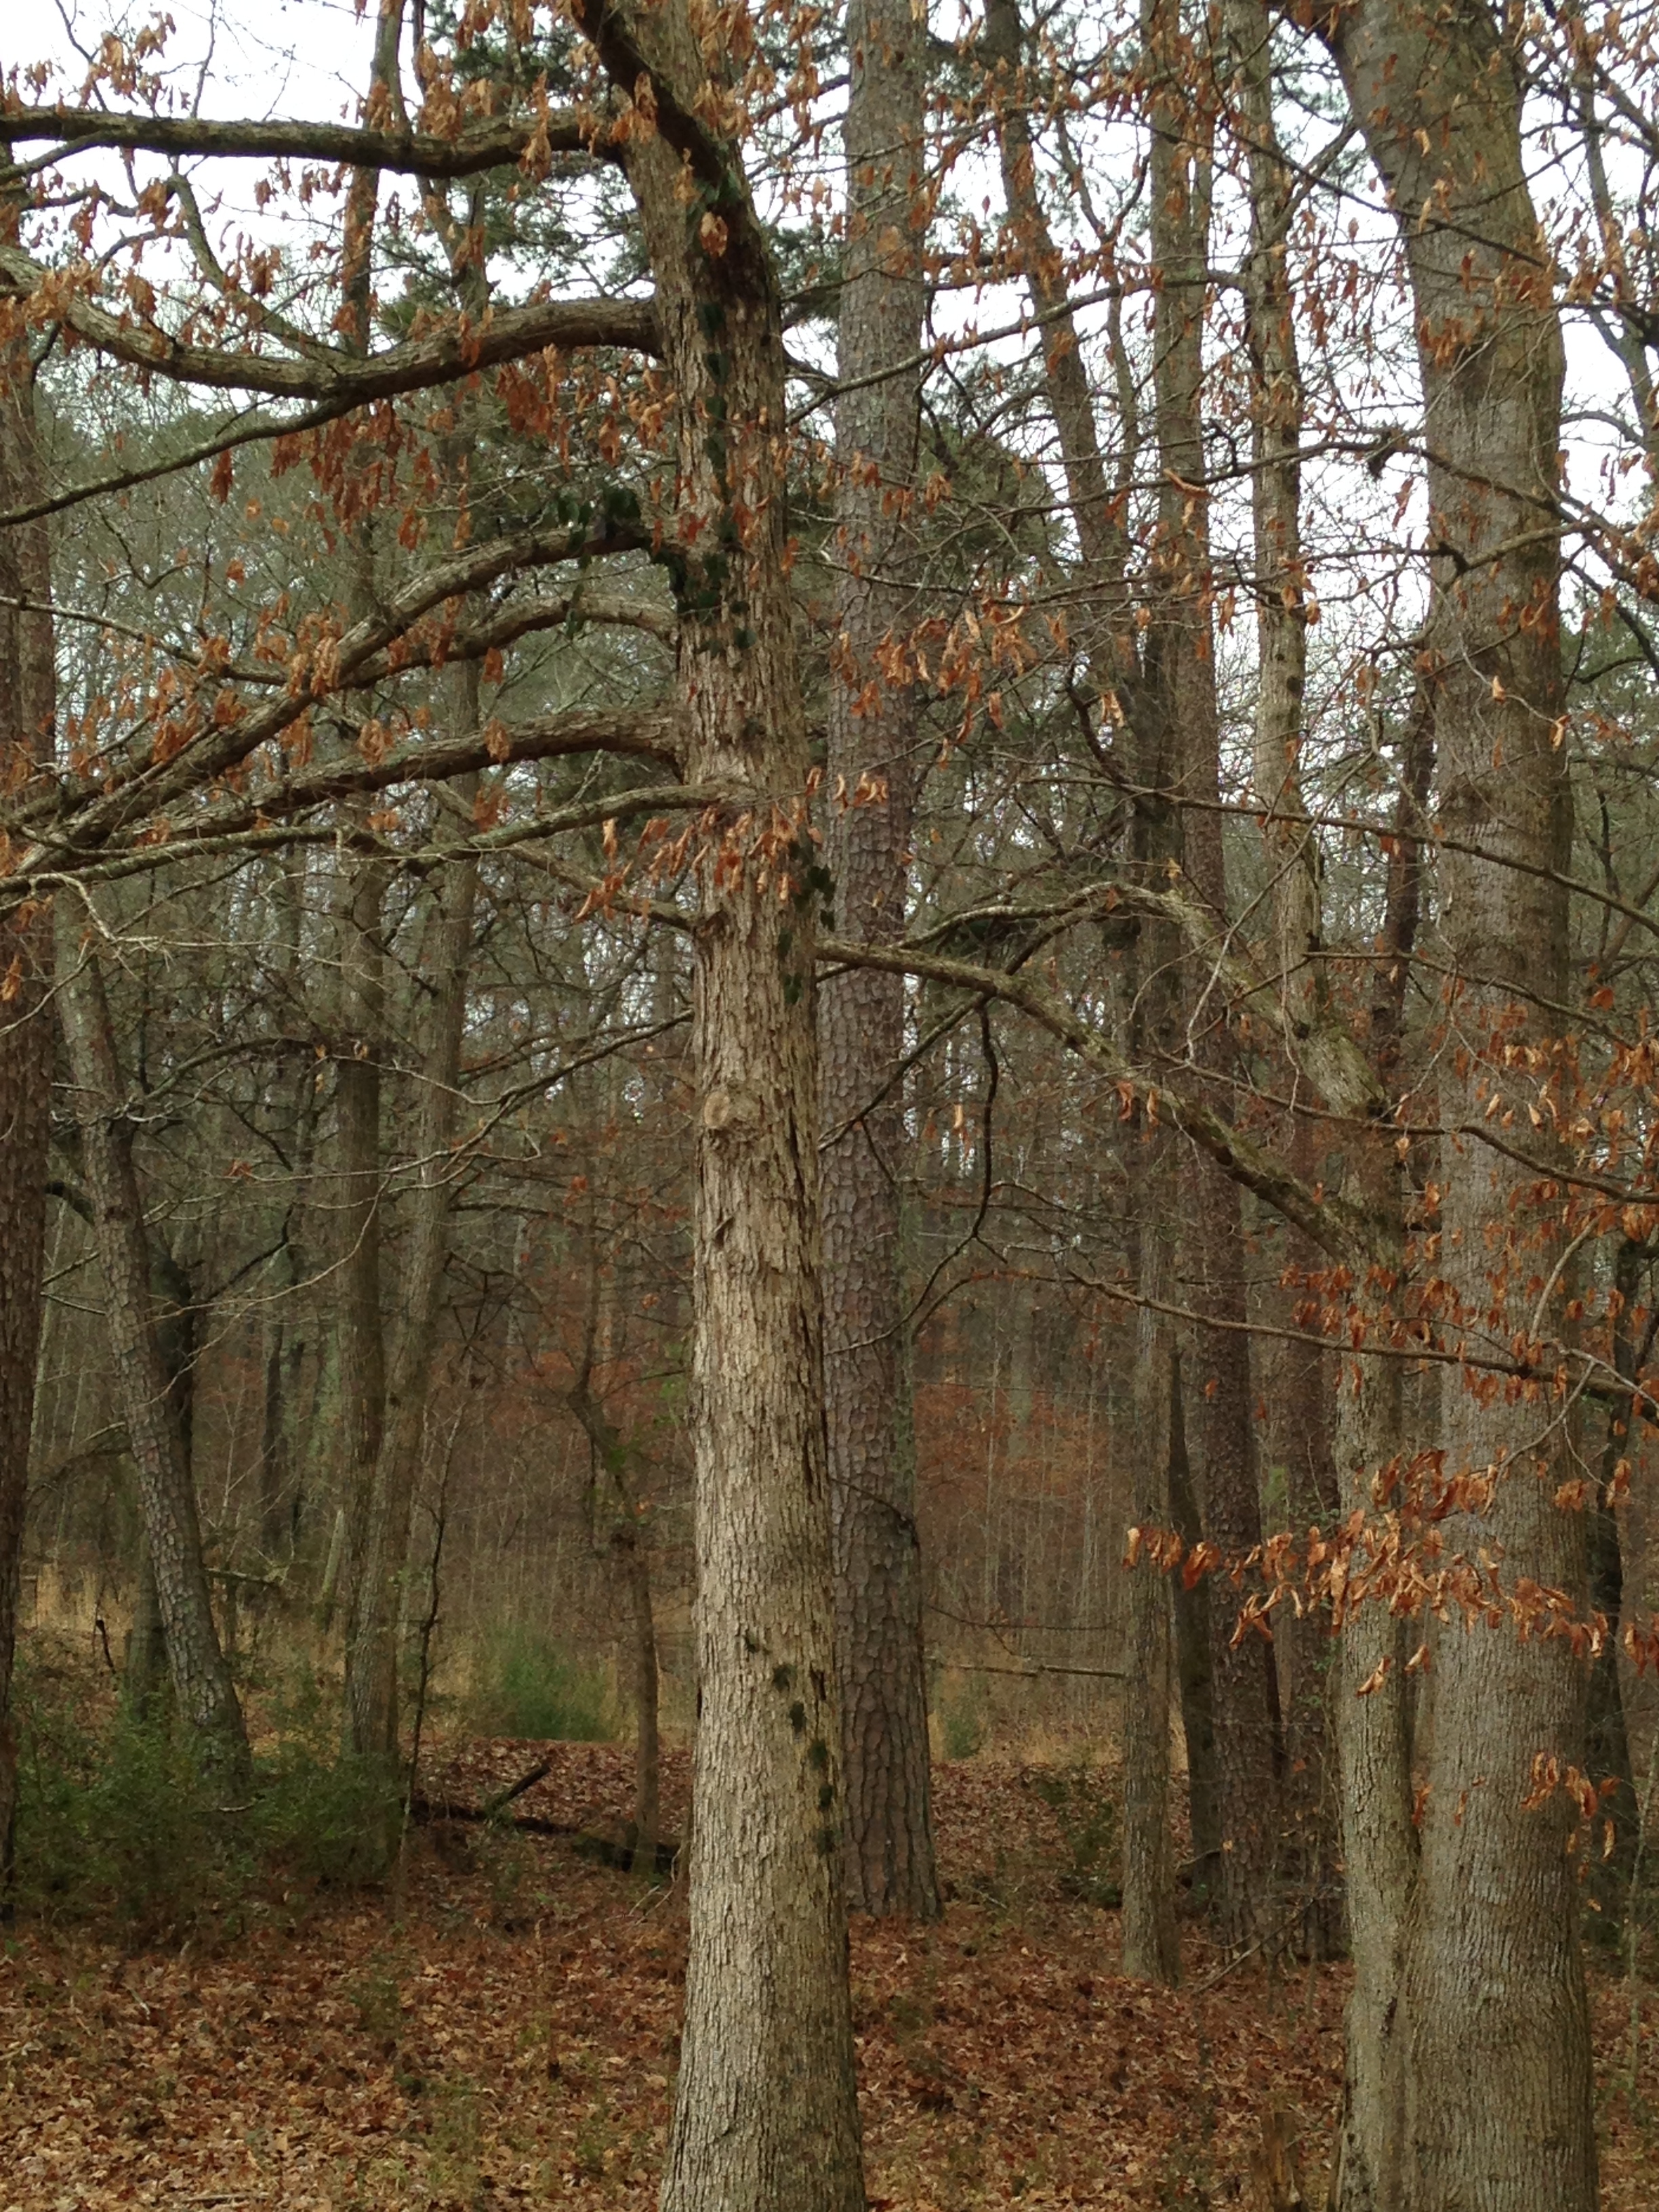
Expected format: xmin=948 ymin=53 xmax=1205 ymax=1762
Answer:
xmin=3 ymin=1740 xmax=1658 ymax=2211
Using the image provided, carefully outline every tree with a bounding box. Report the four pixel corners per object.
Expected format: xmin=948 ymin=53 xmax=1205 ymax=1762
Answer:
xmin=0 ymin=339 xmax=55 ymax=1892
xmin=821 ymin=0 xmax=941 ymax=1922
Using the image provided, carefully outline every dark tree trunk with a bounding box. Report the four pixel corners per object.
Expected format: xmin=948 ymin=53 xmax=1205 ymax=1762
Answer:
xmin=0 ymin=358 xmax=56 ymax=1898
xmin=1166 ymin=1358 xmax=1221 ymax=1873
xmin=1145 ymin=0 xmax=1283 ymax=1952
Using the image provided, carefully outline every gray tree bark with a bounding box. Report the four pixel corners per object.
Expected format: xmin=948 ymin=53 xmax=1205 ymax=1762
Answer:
xmin=56 ymin=923 xmax=249 ymax=1781
xmin=821 ymin=0 xmax=939 ymax=1924
xmin=567 ymin=4 xmax=865 ymax=2205
xmin=1321 ymin=3 xmax=1595 ymax=2202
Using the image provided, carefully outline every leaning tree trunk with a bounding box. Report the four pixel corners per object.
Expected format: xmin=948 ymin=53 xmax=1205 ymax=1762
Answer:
xmin=1322 ymin=3 xmax=1594 ymax=2203
xmin=821 ymin=0 xmax=939 ymax=1923
xmin=570 ymin=5 xmax=865 ymax=2207
xmin=0 ymin=357 xmax=56 ymax=1895
xmin=56 ymin=926 xmax=249 ymax=1781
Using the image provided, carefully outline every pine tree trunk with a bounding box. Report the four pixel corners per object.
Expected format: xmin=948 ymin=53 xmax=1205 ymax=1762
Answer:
xmin=1322 ymin=5 xmax=1594 ymax=2201
xmin=821 ymin=0 xmax=939 ymax=1925
xmin=0 ymin=364 xmax=56 ymax=1896
xmin=56 ymin=928 xmax=249 ymax=1780
xmin=567 ymin=7 xmax=865 ymax=2205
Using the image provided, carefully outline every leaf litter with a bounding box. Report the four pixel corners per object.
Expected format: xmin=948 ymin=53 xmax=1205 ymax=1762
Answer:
xmin=3 ymin=1744 xmax=1656 ymax=2209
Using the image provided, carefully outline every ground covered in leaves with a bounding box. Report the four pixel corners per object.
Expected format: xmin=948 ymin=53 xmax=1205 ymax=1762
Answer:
xmin=3 ymin=1742 xmax=1657 ymax=2209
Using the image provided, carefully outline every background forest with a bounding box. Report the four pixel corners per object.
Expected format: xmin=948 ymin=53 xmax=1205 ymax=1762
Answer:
xmin=4 ymin=0 xmax=1659 ymax=2205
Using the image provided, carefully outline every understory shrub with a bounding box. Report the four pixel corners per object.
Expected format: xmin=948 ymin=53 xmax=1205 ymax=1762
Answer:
xmin=467 ymin=1624 xmax=613 ymax=1742
xmin=935 ymin=1671 xmax=990 ymax=1761
xmin=1028 ymin=1756 xmax=1121 ymax=1907
xmin=9 ymin=1652 xmax=402 ymax=1940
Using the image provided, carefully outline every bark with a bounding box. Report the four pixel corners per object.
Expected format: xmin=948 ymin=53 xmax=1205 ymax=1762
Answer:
xmin=983 ymin=0 xmax=1131 ymax=658
xmin=567 ymin=5 xmax=865 ymax=2205
xmin=619 ymin=1521 xmax=661 ymax=1876
xmin=1223 ymin=5 xmax=1345 ymax=1944
xmin=253 ymin=859 xmax=316 ymax=1567
xmin=1586 ymin=1236 xmax=1648 ymax=1914
xmin=124 ymin=1539 xmax=168 ymax=1721
xmin=821 ymin=0 xmax=939 ymax=1923
xmin=1145 ymin=0 xmax=1283 ymax=1953
xmin=335 ymin=844 xmax=390 ymax=1755
xmin=567 ymin=1227 xmax=663 ymax=1884
xmin=1118 ymin=617 xmax=1185 ymax=1986
xmin=1167 ymin=1355 xmax=1221 ymax=1871
xmin=1330 ymin=1271 xmax=1416 ymax=2212
xmin=335 ymin=9 xmax=402 ymax=1756
xmin=56 ymin=924 xmax=249 ymax=1780
xmin=1120 ymin=1178 xmax=1183 ymax=1984
xmin=344 ymin=744 xmax=480 ymax=1761
xmin=1320 ymin=4 xmax=1594 ymax=2202
xmin=0 ymin=356 xmax=56 ymax=1897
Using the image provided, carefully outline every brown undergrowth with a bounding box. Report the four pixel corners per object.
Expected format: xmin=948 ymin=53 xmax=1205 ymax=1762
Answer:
xmin=2 ymin=1744 xmax=1655 ymax=2209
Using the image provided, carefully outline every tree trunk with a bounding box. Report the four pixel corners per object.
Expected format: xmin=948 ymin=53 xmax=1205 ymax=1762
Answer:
xmin=1586 ymin=1235 xmax=1646 ymax=1917
xmin=344 ymin=742 xmax=479 ymax=1761
xmin=567 ymin=6 xmax=865 ymax=2205
xmin=56 ymin=926 xmax=249 ymax=1780
xmin=821 ymin=0 xmax=939 ymax=1925
xmin=335 ymin=845 xmax=390 ymax=1756
xmin=1167 ymin=1357 xmax=1221 ymax=1873
xmin=616 ymin=1521 xmax=661 ymax=1877
xmin=1120 ymin=1184 xmax=1183 ymax=1984
xmin=1146 ymin=0 xmax=1284 ymax=1953
xmin=124 ymin=1538 xmax=169 ymax=1721
xmin=1322 ymin=5 xmax=1595 ymax=2202
xmin=0 ymin=359 xmax=56 ymax=1898
xmin=1330 ymin=1301 xmax=1415 ymax=2212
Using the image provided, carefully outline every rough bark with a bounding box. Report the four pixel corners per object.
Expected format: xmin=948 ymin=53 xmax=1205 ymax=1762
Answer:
xmin=1586 ymin=1235 xmax=1647 ymax=1915
xmin=567 ymin=1226 xmax=664 ymax=1885
xmin=1167 ymin=1356 xmax=1221 ymax=1872
xmin=124 ymin=1539 xmax=168 ymax=1720
xmin=56 ymin=924 xmax=249 ymax=1780
xmin=1145 ymin=0 xmax=1284 ymax=1952
xmin=1117 ymin=609 xmax=1186 ymax=1987
xmin=0 ymin=356 xmax=55 ymax=1896
xmin=821 ymin=0 xmax=939 ymax=1924
xmin=1330 ymin=1282 xmax=1416 ymax=2212
xmin=566 ymin=5 xmax=865 ymax=2206
xmin=1120 ymin=1178 xmax=1183 ymax=1984
xmin=1320 ymin=3 xmax=1595 ymax=2202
